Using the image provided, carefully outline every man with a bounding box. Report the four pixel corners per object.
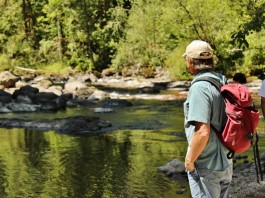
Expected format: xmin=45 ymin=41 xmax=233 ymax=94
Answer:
xmin=233 ymin=72 xmax=247 ymax=84
xmin=183 ymin=40 xmax=233 ymax=198
xmin=259 ymin=80 xmax=265 ymax=119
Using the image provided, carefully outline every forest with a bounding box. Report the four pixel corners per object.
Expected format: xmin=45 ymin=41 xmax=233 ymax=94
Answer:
xmin=0 ymin=0 xmax=265 ymax=79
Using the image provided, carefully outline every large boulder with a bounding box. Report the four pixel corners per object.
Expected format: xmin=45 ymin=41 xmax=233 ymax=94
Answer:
xmin=12 ymin=85 xmax=39 ymax=100
xmin=158 ymin=158 xmax=185 ymax=176
xmin=3 ymin=102 xmax=40 ymax=112
xmin=0 ymin=90 xmax=12 ymax=104
xmin=0 ymin=71 xmax=20 ymax=88
xmin=0 ymin=85 xmax=73 ymax=112
xmin=33 ymin=92 xmax=59 ymax=103
xmin=64 ymin=81 xmax=87 ymax=92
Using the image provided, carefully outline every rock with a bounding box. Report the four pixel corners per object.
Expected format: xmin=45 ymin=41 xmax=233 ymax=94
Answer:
xmin=76 ymin=99 xmax=97 ymax=107
xmin=137 ymin=86 xmax=160 ymax=94
xmin=88 ymin=89 xmax=110 ymax=100
xmin=0 ymin=71 xmax=20 ymax=88
xmin=39 ymin=100 xmax=59 ymax=111
xmin=230 ymin=160 xmax=265 ymax=197
xmin=20 ymin=85 xmax=39 ymax=93
xmin=158 ymin=158 xmax=185 ymax=176
xmin=16 ymin=95 xmax=33 ymax=104
xmin=102 ymin=68 xmax=116 ymax=77
xmin=153 ymin=82 xmax=170 ymax=90
xmin=0 ymin=85 xmax=74 ymax=112
xmin=4 ymin=102 xmax=40 ymax=112
xmin=74 ymin=87 xmax=95 ymax=99
xmin=94 ymin=107 xmax=114 ymax=113
xmin=121 ymin=66 xmax=136 ymax=77
xmin=72 ymin=74 xmax=91 ymax=83
xmin=59 ymin=93 xmax=73 ymax=101
xmin=101 ymin=99 xmax=133 ymax=107
xmin=15 ymin=80 xmax=27 ymax=88
xmin=167 ymin=81 xmax=190 ymax=91
xmin=12 ymin=85 xmax=39 ymax=99
xmin=64 ymin=81 xmax=87 ymax=92
xmin=46 ymin=85 xmax=63 ymax=96
xmin=0 ymin=90 xmax=12 ymax=103
xmin=0 ymin=115 xmax=112 ymax=134
xmin=35 ymin=79 xmax=53 ymax=89
xmin=89 ymin=73 xmax=98 ymax=82
xmin=33 ymin=92 xmax=58 ymax=103
xmin=160 ymin=156 xmax=265 ymax=198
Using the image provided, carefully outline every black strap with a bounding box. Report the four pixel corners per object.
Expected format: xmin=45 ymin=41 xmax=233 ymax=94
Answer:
xmin=192 ymin=76 xmax=222 ymax=91
xmin=252 ymin=136 xmax=260 ymax=183
xmin=227 ymin=151 xmax=235 ymax=159
xmin=252 ymin=133 xmax=263 ymax=183
xmin=255 ymin=133 xmax=263 ymax=181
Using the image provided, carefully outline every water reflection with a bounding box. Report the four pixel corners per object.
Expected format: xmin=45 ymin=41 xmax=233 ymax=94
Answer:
xmin=0 ymin=124 xmax=189 ymax=198
xmin=1 ymin=96 xmax=262 ymax=198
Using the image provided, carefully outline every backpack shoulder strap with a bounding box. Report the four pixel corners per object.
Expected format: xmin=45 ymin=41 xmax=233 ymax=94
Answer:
xmin=192 ymin=76 xmax=222 ymax=91
xmin=191 ymin=76 xmax=225 ymax=141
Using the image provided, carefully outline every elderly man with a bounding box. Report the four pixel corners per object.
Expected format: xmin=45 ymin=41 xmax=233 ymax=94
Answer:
xmin=259 ymin=80 xmax=265 ymax=119
xmin=183 ymin=40 xmax=233 ymax=198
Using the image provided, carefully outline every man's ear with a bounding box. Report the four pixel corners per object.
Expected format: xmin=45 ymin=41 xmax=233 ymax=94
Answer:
xmin=187 ymin=58 xmax=193 ymax=66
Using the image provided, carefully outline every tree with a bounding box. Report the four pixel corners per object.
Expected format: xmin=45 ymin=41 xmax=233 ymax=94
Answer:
xmin=0 ymin=0 xmax=264 ymax=78
xmin=113 ymin=0 xmax=248 ymax=77
xmin=113 ymin=0 xmax=180 ymax=69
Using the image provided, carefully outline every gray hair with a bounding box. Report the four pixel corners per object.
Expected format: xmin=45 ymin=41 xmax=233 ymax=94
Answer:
xmin=187 ymin=56 xmax=214 ymax=70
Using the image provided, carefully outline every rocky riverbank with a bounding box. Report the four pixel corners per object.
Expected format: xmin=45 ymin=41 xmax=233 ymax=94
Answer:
xmin=0 ymin=70 xmax=190 ymax=113
xmin=158 ymin=155 xmax=265 ymax=198
xmin=0 ymin=70 xmax=262 ymax=112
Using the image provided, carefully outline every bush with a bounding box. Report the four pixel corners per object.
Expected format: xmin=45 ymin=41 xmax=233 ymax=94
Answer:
xmin=36 ymin=62 xmax=71 ymax=76
xmin=165 ymin=41 xmax=193 ymax=80
xmin=0 ymin=54 xmax=11 ymax=71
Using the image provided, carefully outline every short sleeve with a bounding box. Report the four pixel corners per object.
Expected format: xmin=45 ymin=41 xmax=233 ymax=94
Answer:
xmin=187 ymin=82 xmax=212 ymax=124
xmin=259 ymin=80 xmax=265 ymax=97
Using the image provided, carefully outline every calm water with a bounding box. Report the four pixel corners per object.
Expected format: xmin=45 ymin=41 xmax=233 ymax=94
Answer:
xmin=0 ymin=99 xmax=191 ymax=198
xmin=0 ymin=94 xmax=264 ymax=198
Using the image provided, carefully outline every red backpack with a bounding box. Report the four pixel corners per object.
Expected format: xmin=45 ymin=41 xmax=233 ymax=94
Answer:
xmin=193 ymin=77 xmax=260 ymax=158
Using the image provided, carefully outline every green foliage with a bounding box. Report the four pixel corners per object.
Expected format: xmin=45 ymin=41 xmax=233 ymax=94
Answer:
xmin=113 ymin=0 xmax=180 ymax=69
xmin=0 ymin=0 xmax=265 ymax=78
xmin=165 ymin=41 xmax=192 ymax=80
xmin=0 ymin=54 xmax=11 ymax=71
xmin=113 ymin=0 xmax=262 ymax=78
xmin=0 ymin=0 xmax=129 ymax=72
xmin=240 ymin=28 xmax=265 ymax=78
xmin=231 ymin=2 xmax=265 ymax=49
xmin=36 ymin=61 xmax=71 ymax=76
xmin=251 ymin=50 xmax=265 ymax=66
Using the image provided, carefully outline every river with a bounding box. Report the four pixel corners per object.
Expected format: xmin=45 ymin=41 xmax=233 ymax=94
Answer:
xmin=0 ymin=90 xmax=264 ymax=198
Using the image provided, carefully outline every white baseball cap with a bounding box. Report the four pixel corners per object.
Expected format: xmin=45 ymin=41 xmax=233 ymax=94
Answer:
xmin=183 ymin=40 xmax=213 ymax=59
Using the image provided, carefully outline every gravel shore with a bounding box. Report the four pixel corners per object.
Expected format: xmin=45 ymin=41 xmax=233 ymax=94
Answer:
xmin=230 ymin=158 xmax=265 ymax=198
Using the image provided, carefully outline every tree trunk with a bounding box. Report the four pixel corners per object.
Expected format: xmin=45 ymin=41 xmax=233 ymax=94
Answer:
xmin=57 ymin=18 xmax=63 ymax=61
xmin=22 ymin=0 xmax=37 ymax=44
xmin=82 ymin=0 xmax=95 ymax=68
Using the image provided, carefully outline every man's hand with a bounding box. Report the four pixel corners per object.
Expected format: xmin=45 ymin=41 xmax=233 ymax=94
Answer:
xmin=185 ymin=161 xmax=195 ymax=172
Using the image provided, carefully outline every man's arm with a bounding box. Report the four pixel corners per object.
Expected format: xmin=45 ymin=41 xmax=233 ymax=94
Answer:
xmin=185 ymin=122 xmax=211 ymax=171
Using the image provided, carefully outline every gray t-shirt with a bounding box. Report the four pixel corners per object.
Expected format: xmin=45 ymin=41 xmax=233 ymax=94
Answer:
xmin=259 ymin=80 xmax=265 ymax=97
xmin=183 ymin=71 xmax=232 ymax=171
